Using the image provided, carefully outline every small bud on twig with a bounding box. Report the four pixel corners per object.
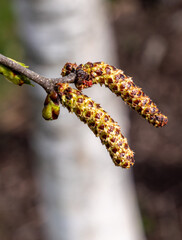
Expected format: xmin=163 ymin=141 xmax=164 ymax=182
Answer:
xmin=42 ymin=90 xmax=60 ymax=120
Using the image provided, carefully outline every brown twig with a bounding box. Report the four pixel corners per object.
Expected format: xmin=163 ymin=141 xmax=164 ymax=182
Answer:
xmin=0 ymin=53 xmax=76 ymax=93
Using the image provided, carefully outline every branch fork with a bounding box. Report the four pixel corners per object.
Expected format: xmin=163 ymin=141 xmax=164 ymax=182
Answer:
xmin=0 ymin=53 xmax=76 ymax=92
xmin=0 ymin=53 xmax=168 ymax=168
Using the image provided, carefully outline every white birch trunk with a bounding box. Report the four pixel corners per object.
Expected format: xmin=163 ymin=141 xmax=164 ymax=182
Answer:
xmin=14 ymin=0 xmax=145 ymax=240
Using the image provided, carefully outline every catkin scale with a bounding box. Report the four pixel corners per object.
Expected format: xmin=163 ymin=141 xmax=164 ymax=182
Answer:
xmin=55 ymin=83 xmax=134 ymax=168
xmin=62 ymin=62 xmax=168 ymax=127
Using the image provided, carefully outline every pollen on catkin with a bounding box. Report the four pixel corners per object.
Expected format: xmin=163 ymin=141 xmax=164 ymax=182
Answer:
xmin=55 ymin=82 xmax=135 ymax=169
xmin=61 ymin=62 xmax=168 ymax=128
xmin=42 ymin=90 xmax=60 ymax=120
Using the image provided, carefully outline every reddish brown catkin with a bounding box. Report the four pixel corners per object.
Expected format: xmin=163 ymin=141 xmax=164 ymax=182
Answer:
xmin=55 ymin=83 xmax=135 ymax=168
xmin=62 ymin=62 xmax=168 ymax=127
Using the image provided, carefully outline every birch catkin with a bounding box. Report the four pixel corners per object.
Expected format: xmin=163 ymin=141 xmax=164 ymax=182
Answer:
xmin=62 ymin=62 xmax=168 ymax=127
xmin=55 ymin=83 xmax=134 ymax=168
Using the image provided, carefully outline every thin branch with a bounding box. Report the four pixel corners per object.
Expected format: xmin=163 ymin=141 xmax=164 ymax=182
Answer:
xmin=0 ymin=53 xmax=76 ymax=93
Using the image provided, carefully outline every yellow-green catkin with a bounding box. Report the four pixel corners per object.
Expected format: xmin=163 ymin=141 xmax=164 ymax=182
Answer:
xmin=42 ymin=90 xmax=60 ymax=120
xmin=62 ymin=62 xmax=168 ymax=128
xmin=55 ymin=83 xmax=135 ymax=168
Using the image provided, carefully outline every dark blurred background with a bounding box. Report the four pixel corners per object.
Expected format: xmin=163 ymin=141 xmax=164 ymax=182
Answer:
xmin=0 ymin=0 xmax=181 ymax=240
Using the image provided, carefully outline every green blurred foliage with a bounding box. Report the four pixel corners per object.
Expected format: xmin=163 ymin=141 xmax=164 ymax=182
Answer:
xmin=0 ymin=0 xmax=22 ymax=56
xmin=0 ymin=0 xmax=23 ymax=100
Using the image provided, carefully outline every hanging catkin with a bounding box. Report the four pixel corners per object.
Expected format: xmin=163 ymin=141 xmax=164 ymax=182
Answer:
xmin=62 ymin=62 xmax=168 ymax=127
xmin=55 ymin=83 xmax=135 ymax=168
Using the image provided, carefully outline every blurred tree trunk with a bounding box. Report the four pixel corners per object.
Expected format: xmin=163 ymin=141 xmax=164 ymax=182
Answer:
xmin=14 ymin=0 xmax=145 ymax=240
